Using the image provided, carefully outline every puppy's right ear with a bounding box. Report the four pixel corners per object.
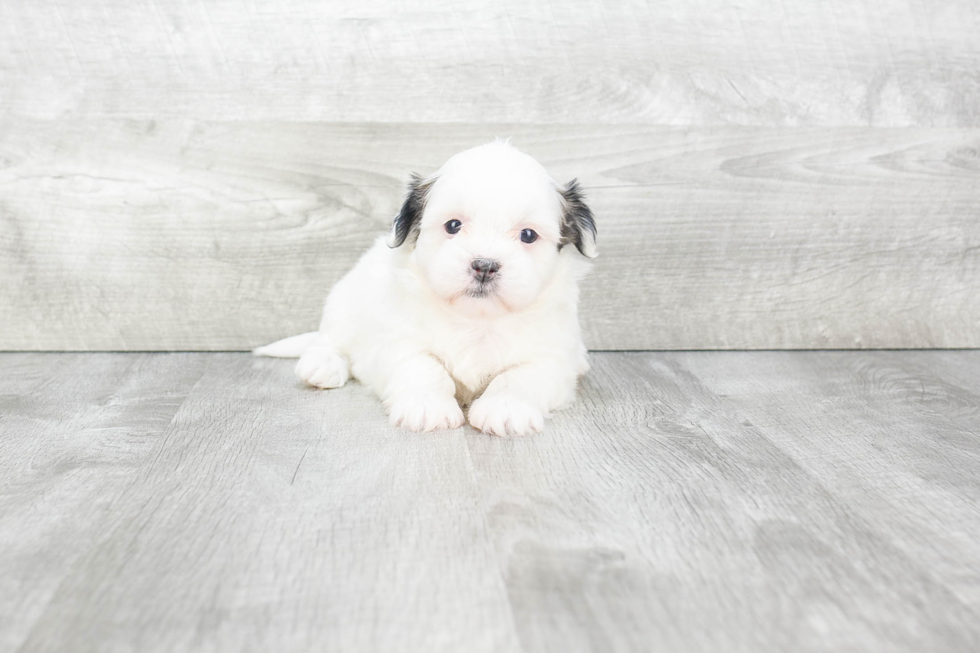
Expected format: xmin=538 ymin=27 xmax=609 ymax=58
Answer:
xmin=387 ymin=173 xmax=435 ymax=248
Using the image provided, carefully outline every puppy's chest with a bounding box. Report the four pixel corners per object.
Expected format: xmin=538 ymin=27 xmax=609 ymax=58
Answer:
xmin=429 ymin=324 xmax=525 ymax=395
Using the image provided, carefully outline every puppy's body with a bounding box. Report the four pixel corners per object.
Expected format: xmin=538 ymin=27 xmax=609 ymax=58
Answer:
xmin=257 ymin=142 xmax=595 ymax=435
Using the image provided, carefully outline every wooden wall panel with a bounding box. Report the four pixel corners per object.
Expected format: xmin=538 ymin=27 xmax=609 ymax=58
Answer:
xmin=2 ymin=120 xmax=977 ymax=350
xmin=1 ymin=1 xmax=978 ymax=350
xmin=1 ymin=1 xmax=978 ymax=126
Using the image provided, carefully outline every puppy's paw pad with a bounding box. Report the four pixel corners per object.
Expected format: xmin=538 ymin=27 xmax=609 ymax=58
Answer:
xmin=468 ymin=395 xmax=545 ymax=436
xmin=387 ymin=395 xmax=465 ymax=432
xmin=295 ymin=349 xmax=349 ymax=389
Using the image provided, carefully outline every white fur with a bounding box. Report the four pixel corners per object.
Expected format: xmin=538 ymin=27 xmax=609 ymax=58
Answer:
xmin=256 ymin=141 xmax=595 ymax=435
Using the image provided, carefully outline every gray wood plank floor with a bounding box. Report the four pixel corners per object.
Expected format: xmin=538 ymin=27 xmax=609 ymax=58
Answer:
xmin=1 ymin=351 xmax=979 ymax=652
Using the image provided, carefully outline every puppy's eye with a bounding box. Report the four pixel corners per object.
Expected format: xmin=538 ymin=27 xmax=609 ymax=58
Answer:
xmin=520 ymin=229 xmax=538 ymax=244
xmin=444 ymin=219 xmax=462 ymax=235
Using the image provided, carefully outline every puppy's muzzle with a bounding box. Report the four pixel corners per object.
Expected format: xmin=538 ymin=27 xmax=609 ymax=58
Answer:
xmin=470 ymin=258 xmax=501 ymax=284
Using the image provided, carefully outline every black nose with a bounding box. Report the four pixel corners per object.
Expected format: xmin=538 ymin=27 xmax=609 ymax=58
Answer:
xmin=471 ymin=258 xmax=501 ymax=283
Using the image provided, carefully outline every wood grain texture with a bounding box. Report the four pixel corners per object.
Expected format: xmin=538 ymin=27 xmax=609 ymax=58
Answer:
xmin=472 ymin=351 xmax=980 ymax=651
xmin=2 ymin=351 xmax=979 ymax=652
xmin=0 ymin=353 xmax=209 ymax=651
xmin=680 ymin=351 xmax=980 ymax=610
xmin=1 ymin=0 xmax=978 ymax=126
xmin=1 ymin=120 xmax=978 ymax=350
xmin=6 ymin=353 xmax=521 ymax=653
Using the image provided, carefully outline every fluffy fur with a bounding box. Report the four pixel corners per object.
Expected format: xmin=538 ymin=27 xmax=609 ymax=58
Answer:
xmin=254 ymin=141 xmax=597 ymax=435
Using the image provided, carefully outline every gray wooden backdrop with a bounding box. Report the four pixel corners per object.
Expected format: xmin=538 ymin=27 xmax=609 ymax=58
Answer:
xmin=1 ymin=0 xmax=978 ymax=351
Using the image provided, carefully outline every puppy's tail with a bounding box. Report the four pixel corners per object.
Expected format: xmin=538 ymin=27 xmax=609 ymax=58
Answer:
xmin=252 ymin=331 xmax=319 ymax=358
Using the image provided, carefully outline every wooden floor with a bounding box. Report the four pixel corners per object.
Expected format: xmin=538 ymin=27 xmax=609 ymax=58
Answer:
xmin=2 ymin=351 xmax=979 ymax=652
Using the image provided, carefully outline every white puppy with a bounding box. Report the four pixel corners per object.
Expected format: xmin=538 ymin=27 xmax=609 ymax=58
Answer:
xmin=255 ymin=141 xmax=597 ymax=435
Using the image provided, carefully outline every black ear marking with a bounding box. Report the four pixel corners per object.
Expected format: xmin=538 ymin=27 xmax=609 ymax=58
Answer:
xmin=387 ymin=173 xmax=436 ymax=249
xmin=559 ymin=179 xmax=598 ymax=258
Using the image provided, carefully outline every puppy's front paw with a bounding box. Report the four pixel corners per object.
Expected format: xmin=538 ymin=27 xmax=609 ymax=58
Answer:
xmin=387 ymin=394 xmax=465 ymax=432
xmin=296 ymin=348 xmax=349 ymax=389
xmin=468 ymin=394 xmax=545 ymax=436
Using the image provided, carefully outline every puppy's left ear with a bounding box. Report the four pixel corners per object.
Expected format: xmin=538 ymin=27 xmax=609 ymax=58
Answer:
xmin=559 ymin=179 xmax=598 ymax=258
xmin=387 ymin=173 xmax=436 ymax=248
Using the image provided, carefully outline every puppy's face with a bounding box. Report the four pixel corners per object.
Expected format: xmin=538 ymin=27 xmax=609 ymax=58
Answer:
xmin=387 ymin=142 xmax=596 ymax=314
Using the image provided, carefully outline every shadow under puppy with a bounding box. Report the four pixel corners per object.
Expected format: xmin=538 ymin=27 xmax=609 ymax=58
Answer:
xmin=255 ymin=141 xmax=597 ymax=435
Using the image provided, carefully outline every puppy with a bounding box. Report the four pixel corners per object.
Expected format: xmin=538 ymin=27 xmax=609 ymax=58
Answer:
xmin=255 ymin=141 xmax=596 ymax=435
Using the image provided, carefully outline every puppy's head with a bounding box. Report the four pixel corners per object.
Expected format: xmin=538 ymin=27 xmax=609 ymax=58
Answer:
xmin=387 ymin=141 xmax=596 ymax=313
